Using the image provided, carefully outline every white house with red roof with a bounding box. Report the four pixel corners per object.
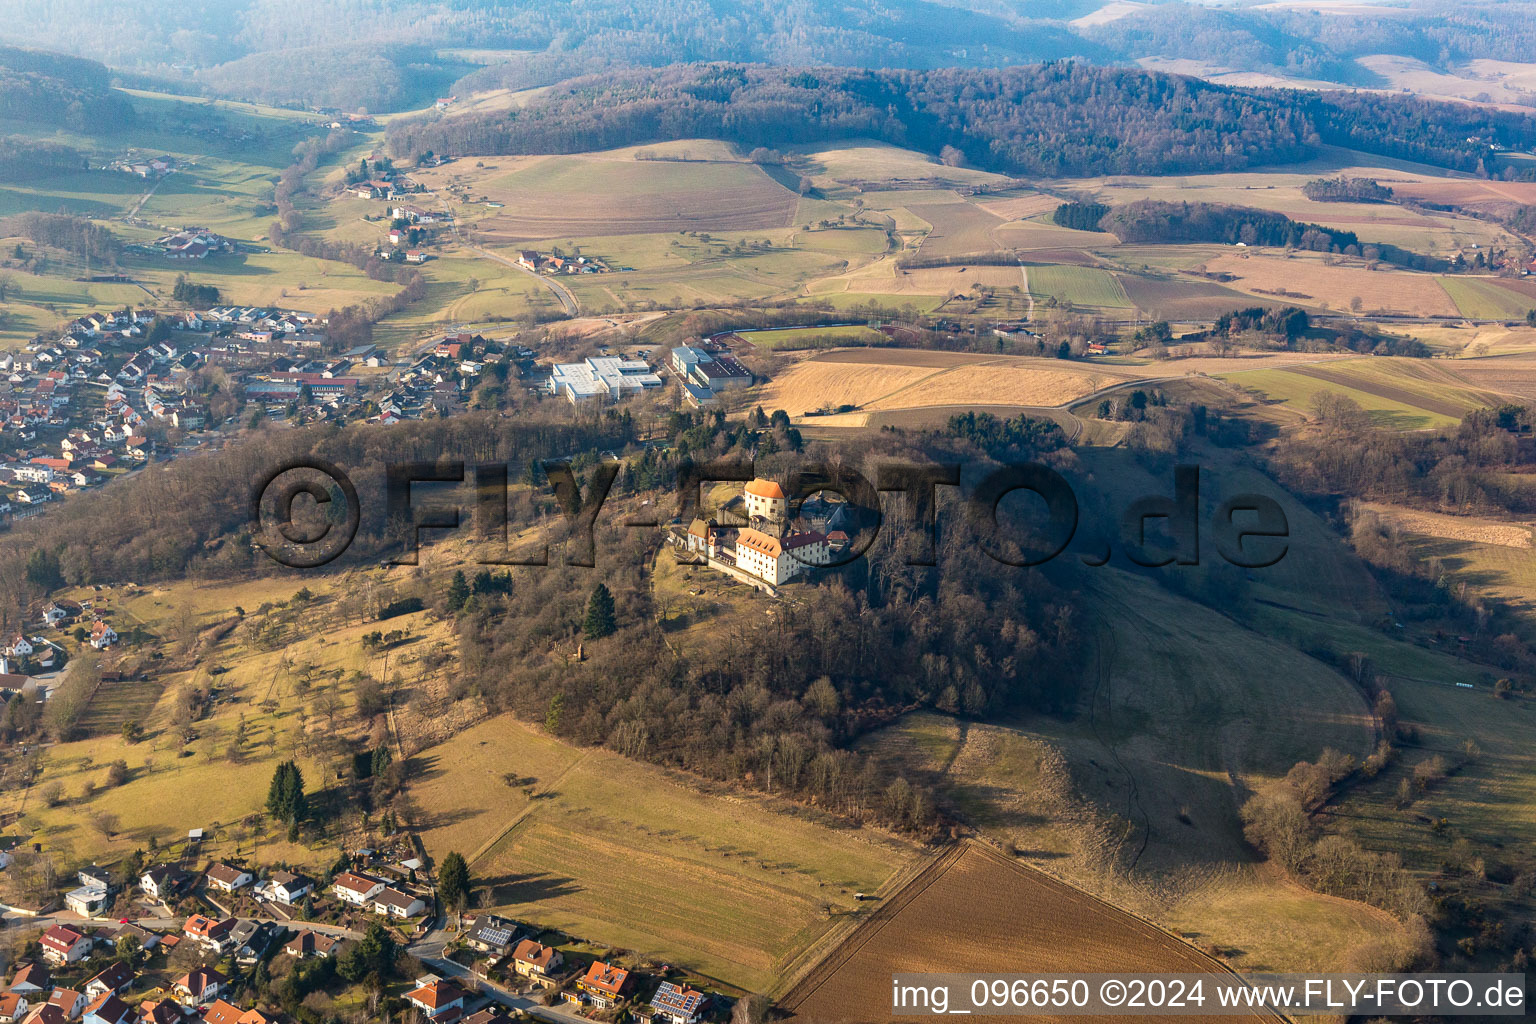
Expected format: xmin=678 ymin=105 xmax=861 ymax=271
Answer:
xmin=39 ymin=925 xmax=91 ymax=965
xmin=404 ymin=979 xmax=465 ymax=1021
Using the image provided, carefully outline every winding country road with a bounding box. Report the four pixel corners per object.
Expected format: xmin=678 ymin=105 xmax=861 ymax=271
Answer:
xmin=423 ymin=188 xmax=580 ymax=316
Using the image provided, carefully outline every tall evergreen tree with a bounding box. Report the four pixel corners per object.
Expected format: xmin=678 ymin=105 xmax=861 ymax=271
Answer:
xmin=437 ymin=850 xmax=470 ymax=911
xmin=266 ymin=760 xmax=308 ymax=824
xmin=584 ymin=583 xmax=616 ymax=638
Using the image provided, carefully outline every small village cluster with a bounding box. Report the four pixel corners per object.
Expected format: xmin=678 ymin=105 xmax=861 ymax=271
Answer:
xmin=0 ymin=852 xmax=718 ymax=1024
xmin=513 ymin=253 xmax=608 ymax=276
xmin=147 ymin=231 xmax=234 ymax=261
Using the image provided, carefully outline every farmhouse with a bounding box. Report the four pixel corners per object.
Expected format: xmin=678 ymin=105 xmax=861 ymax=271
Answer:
xmin=548 ymin=356 xmax=662 ymax=404
xmin=88 ymin=620 xmax=117 ymax=650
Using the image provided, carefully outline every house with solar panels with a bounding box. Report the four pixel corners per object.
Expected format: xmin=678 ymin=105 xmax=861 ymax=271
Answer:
xmin=464 ymin=914 xmax=521 ymax=957
xmin=638 ymin=982 xmax=709 ymax=1024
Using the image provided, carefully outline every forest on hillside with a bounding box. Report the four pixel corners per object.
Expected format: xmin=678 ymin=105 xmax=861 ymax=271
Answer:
xmin=386 ymin=62 xmax=1536 ymax=178
xmin=0 ymin=45 xmax=133 ymax=131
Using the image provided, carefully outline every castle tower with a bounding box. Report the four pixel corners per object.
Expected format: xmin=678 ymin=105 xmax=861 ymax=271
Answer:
xmin=744 ymin=478 xmax=788 ymax=524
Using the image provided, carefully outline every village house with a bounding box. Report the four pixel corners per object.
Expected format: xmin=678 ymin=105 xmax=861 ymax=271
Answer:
xmin=140 ymin=864 xmax=188 ymax=901
xmin=81 ymin=993 xmax=135 ymax=1024
xmin=83 ymin=963 xmax=132 ymax=1002
xmin=463 ymin=915 xmax=519 ymax=957
xmin=46 ymin=987 xmax=86 ymax=1020
xmin=39 ymin=925 xmax=91 ymax=966
xmin=510 ymin=939 xmax=563 ymax=984
xmin=638 ymin=984 xmax=708 ymax=1024
xmin=281 ymin=930 xmax=339 ymax=959
xmin=184 ymin=914 xmax=236 ymax=954
xmin=201 ymin=999 xmax=275 ymax=1024
xmin=63 ymin=882 xmax=110 ymax=917
xmin=570 ymin=961 xmax=631 ymax=1009
xmin=172 ymin=966 xmax=228 ymax=1006
xmin=0 ymin=993 xmax=25 ymax=1024
xmin=372 ymin=886 xmax=425 ymax=919
xmin=331 ymin=871 xmax=386 ymax=906
xmin=6 ymin=964 xmax=49 ymax=997
xmin=24 ymin=1003 xmax=65 ymax=1024
xmin=205 ymin=863 xmax=254 ymax=893
xmin=265 ymin=870 xmax=314 ymax=905
xmin=404 ymin=979 xmax=465 ymax=1021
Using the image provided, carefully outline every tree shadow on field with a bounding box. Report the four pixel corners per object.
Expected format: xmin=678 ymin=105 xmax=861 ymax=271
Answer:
xmin=480 ymin=870 xmax=580 ymax=906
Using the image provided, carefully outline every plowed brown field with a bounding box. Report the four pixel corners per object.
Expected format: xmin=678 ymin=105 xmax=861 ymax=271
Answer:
xmin=781 ymin=843 xmax=1282 ymax=1024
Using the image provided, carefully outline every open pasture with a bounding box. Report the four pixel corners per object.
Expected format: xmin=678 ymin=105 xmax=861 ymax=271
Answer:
xmin=1438 ymin=276 xmax=1536 ymax=320
xmin=781 ymin=843 xmax=1285 ymax=1023
xmin=420 ymin=717 xmax=921 ymax=993
xmin=1026 ymin=263 xmax=1132 ymax=308
xmin=736 ymin=324 xmax=887 ymax=350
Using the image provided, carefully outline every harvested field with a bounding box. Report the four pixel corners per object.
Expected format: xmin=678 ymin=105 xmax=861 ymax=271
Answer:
xmin=975 ymin=193 xmax=1060 ymax=221
xmin=1117 ymin=274 xmax=1258 ymax=319
xmin=1201 ymin=253 xmax=1457 ymax=316
xmin=781 ymin=843 xmax=1281 ymax=1023
xmin=1360 ymin=502 xmax=1533 ymax=548
xmin=757 ymin=350 xmax=1127 ymax=417
xmin=453 ymin=156 xmax=798 ymax=239
xmin=909 ymin=201 xmax=1008 ymax=256
xmin=1391 ymin=176 xmax=1536 ymax=208
xmin=1449 ymin=352 xmax=1536 ymax=400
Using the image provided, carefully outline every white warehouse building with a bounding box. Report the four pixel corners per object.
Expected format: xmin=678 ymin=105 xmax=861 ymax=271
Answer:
xmin=548 ymin=356 xmax=663 ymax=404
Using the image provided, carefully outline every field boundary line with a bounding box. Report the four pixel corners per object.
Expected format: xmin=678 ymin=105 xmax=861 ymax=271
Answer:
xmin=463 ymin=749 xmax=594 ymax=870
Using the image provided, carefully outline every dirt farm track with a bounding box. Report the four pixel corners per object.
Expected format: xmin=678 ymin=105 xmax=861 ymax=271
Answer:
xmin=780 ymin=842 xmax=1284 ymax=1024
